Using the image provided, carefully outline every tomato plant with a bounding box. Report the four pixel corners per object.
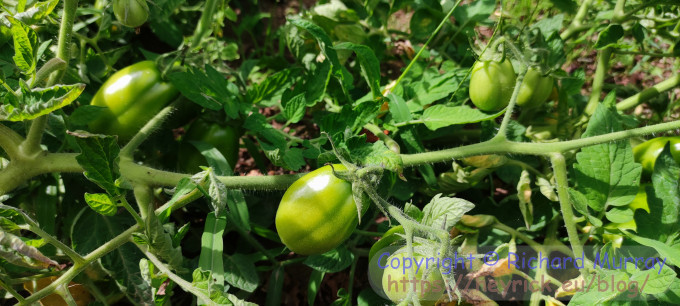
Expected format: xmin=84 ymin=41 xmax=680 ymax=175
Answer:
xmin=275 ymin=164 xmax=361 ymax=255
xmin=633 ymin=137 xmax=680 ymax=174
xmin=88 ymin=61 xmax=178 ymax=141
xmin=112 ymin=0 xmax=149 ymax=28
xmin=469 ymin=59 xmax=516 ymax=112
xmin=1 ymin=0 xmax=680 ymax=305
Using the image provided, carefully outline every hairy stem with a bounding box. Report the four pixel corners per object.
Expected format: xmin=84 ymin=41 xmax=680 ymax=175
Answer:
xmin=120 ymin=105 xmax=175 ymax=158
xmin=616 ymin=74 xmax=680 ymax=111
xmin=583 ymin=47 xmax=612 ymax=116
xmin=550 ymin=153 xmax=591 ymax=274
xmin=137 ymin=245 xmax=218 ymax=305
xmin=400 ymin=119 xmax=680 ymax=165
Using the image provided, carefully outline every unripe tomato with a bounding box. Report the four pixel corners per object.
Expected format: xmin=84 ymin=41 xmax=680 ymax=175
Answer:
xmin=178 ymin=119 xmax=241 ymax=173
xmin=112 ymin=0 xmax=149 ymax=28
xmin=516 ymin=68 xmax=553 ymax=108
xmin=275 ymin=164 xmax=360 ymax=255
xmin=89 ymin=61 xmax=178 ymax=142
xmin=469 ymin=59 xmax=516 ymax=112
xmin=381 ymin=249 xmax=445 ymax=305
xmin=632 ymin=137 xmax=680 ymax=174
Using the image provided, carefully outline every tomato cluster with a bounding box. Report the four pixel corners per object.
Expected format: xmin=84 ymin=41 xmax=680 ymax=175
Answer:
xmin=469 ymin=60 xmax=553 ymax=111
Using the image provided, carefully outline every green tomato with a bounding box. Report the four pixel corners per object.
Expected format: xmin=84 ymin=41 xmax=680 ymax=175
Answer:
xmin=178 ymin=119 xmax=241 ymax=173
xmin=633 ymin=137 xmax=680 ymax=174
xmin=380 ymin=249 xmax=445 ymax=305
xmin=469 ymin=59 xmax=517 ymax=112
xmin=516 ymin=68 xmax=553 ymax=108
xmin=89 ymin=61 xmax=178 ymax=142
xmin=112 ymin=0 xmax=149 ymax=28
xmin=275 ymin=164 xmax=360 ymax=255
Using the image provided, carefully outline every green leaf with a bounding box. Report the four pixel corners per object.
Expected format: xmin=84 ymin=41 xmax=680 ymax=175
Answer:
xmin=73 ymin=132 xmax=121 ymax=196
xmin=622 ymin=231 xmax=680 ymax=267
xmin=644 ymin=145 xmax=680 ymax=241
xmin=630 ymin=264 xmax=676 ymax=295
xmin=288 ymin=18 xmax=349 ymax=91
xmin=265 ymin=266 xmax=285 ymax=306
xmin=208 ymin=171 xmax=228 ymax=215
xmin=304 ymin=245 xmax=354 ymax=273
xmin=167 ymin=66 xmax=238 ymax=117
xmin=7 ymin=16 xmax=37 ymax=73
xmin=334 ymin=42 xmax=382 ymax=100
xmin=84 ymin=193 xmax=117 ymax=216
xmin=573 ymin=103 xmax=641 ymax=212
xmin=422 ymin=105 xmax=504 ymax=130
xmin=421 ymin=194 xmax=475 ymax=230
xmin=68 ymin=105 xmax=106 ymax=126
xmin=13 ymin=0 xmax=59 ymax=25
xmin=145 ymin=207 xmax=184 ymax=271
xmin=347 ymin=140 xmax=402 ymax=173
xmin=192 ymin=268 xmax=257 ymax=305
xmin=198 ymin=212 xmax=227 ymax=297
xmin=224 ymin=253 xmax=260 ymax=293
xmin=303 ymin=59 xmax=332 ymax=106
xmin=159 ymin=177 xmax=199 ymax=223
xmin=247 ymin=68 xmax=296 ymax=105
xmin=594 ymin=24 xmax=624 ymax=49
xmin=452 ymin=0 xmax=495 ymax=25
xmin=569 ymin=269 xmax=628 ymax=305
xmin=656 ymin=277 xmax=680 ymax=304
xmin=517 ymin=170 xmax=534 ymax=229
xmin=71 ymin=208 xmax=153 ymax=303
xmin=0 ymin=83 xmax=86 ymax=121
xmin=605 ymin=207 xmax=634 ymax=224
xmin=307 ymin=270 xmax=325 ymax=306
xmin=282 ymin=92 xmax=307 ymax=124
xmin=190 ymin=140 xmax=233 ymax=175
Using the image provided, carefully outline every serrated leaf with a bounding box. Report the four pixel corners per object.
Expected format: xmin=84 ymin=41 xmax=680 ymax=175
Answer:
xmin=334 ymin=42 xmax=382 ymax=100
xmin=14 ymin=0 xmax=59 ymax=25
xmin=347 ymin=140 xmax=402 ymax=174
xmin=84 ymin=193 xmax=117 ymax=216
xmin=0 ymin=83 xmax=85 ymax=121
xmin=421 ymin=194 xmax=475 ymax=230
xmin=167 ymin=66 xmax=240 ymax=118
xmin=646 ymin=145 xmax=680 ymax=241
xmin=422 ymin=105 xmax=504 ymax=130
xmin=224 ymin=253 xmax=260 ymax=293
xmin=73 ymin=132 xmax=121 ymax=196
xmin=282 ymin=92 xmax=306 ymax=123
xmin=573 ymin=104 xmax=641 ymax=212
xmin=630 ymin=264 xmax=676 ymax=295
xmin=303 ymin=246 xmax=354 ymax=273
xmin=7 ymin=16 xmax=37 ymax=73
xmin=247 ymin=68 xmax=295 ymax=105
xmin=289 ymin=18 xmax=345 ymax=88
